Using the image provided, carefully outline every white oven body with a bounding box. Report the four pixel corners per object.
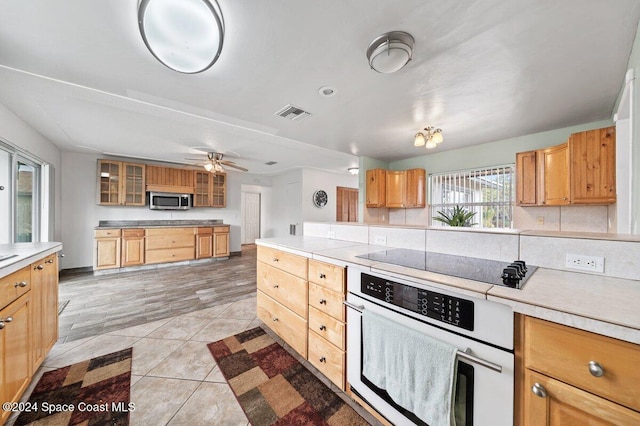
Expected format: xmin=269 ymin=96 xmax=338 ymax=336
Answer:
xmin=346 ymin=268 xmax=514 ymax=426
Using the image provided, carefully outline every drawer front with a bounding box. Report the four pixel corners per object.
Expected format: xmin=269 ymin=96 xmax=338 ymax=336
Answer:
xmin=525 ymin=316 xmax=640 ymax=411
xmin=308 ymin=259 xmax=345 ymax=293
xmin=257 ymin=246 xmax=307 ymax=279
xmin=145 ymin=234 xmax=195 ymax=250
xmin=308 ymin=282 xmax=344 ymax=321
xmin=308 ymin=306 xmax=345 ymax=350
xmin=145 ymin=227 xmax=195 ymax=237
xmin=95 ymin=229 xmax=121 ymax=238
xmin=308 ymin=330 xmax=345 ymax=390
xmin=257 ymin=262 xmax=308 ymax=318
xmin=0 ymin=267 xmax=30 ymax=309
xmin=145 ymin=247 xmax=195 ymax=264
xmin=213 ymin=226 xmax=229 ymax=233
xmin=257 ymin=291 xmax=307 ymax=358
xmin=197 ymin=227 xmax=213 ymax=235
xmin=122 ymin=228 xmax=145 ymax=237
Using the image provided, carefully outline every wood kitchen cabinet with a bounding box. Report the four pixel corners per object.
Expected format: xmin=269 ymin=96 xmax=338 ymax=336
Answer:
xmin=516 ymin=315 xmax=640 ymax=425
xmin=385 ymin=168 xmax=426 ymax=208
xmin=193 ymin=171 xmax=212 ymax=207
xmin=213 ymin=226 xmax=230 ymax=257
xmin=121 ymin=229 xmax=145 ymax=267
xmin=97 ymin=160 xmax=146 ymax=206
xmin=516 ymin=150 xmax=539 ymax=206
xmin=541 ymin=143 xmax=571 ymax=205
xmin=146 ymin=165 xmax=194 ymax=194
xmin=95 ymin=229 xmax=121 ymax=270
xmin=196 ymin=227 xmax=213 ymax=259
xmin=569 ymin=126 xmax=616 ymax=204
xmin=31 ymin=254 xmax=58 ymax=369
xmin=405 ymin=168 xmax=426 ymax=208
xmin=145 ymin=227 xmax=196 ymax=264
xmin=366 ymin=169 xmax=386 ymax=207
xmin=385 ymin=170 xmax=406 ymax=208
xmin=211 ymin=173 xmax=227 ymax=208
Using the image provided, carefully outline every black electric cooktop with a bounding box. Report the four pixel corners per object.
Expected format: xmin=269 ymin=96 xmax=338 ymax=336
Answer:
xmin=356 ymin=248 xmax=537 ymax=288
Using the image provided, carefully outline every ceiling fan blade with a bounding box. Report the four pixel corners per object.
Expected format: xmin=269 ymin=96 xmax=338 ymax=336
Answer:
xmin=221 ymin=162 xmax=248 ymax=172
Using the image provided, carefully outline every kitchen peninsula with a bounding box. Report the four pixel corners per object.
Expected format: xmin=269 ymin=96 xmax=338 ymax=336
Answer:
xmin=257 ymin=222 xmax=640 ymax=425
xmin=94 ymin=220 xmax=230 ymax=272
xmin=0 ymin=242 xmax=62 ymax=424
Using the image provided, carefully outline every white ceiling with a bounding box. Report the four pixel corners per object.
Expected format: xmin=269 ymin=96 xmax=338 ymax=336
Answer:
xmin=0 ymin=0 xmax=638 ymax=175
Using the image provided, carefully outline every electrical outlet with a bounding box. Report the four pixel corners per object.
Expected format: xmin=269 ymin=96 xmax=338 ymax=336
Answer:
xmin=374 ymin=235 xmax=387 ymax=245
xmin=565 ymin=253 xmax=605 ymax=273
xmin=536 ymin=216 xmax=544 ymax=225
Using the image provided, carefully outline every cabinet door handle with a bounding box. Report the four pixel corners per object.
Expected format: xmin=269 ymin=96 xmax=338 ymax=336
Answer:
xmin=319 ymin=299 xmax=327 ymax=305
xmin=272 ymin=317 xmax=279 ymax=322
xmin=319 ymin=325 xmax=326 ymax=331
xmin=0 ymin=317 xmax=13 ymax=330
xmin=14 ymin=281 xmax=27 ymax=288
xmin=319 ymin=356 xmax=326 ymax=363
xmin=46 ymin=259 xmax=54 ymax=264
xmin=273 ymin=284 xmax=279 ymax=289
xmin=588 ymin=361 xmax=604 ymax=377
xmin=531 ymin=383 xmax=547 ymax=398
xmin=35 ymin=265 xmax=44 ymax=270
xmin=272 ymin=257 xmax=279 ymax=262
xmin=319 ymin=273 xmax=326 ymax=279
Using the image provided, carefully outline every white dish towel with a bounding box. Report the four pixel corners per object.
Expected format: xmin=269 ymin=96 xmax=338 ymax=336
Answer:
xmin=362 ymin=309 xmax=459 ymax=426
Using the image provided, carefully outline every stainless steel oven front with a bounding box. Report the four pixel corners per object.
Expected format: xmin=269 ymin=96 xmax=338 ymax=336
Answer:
xmin=345 ymin=267 xmax=514 ymax=426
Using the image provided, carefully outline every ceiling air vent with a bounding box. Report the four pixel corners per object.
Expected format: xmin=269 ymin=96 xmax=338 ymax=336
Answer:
xmin=265 ymin=161 xmax=278 ymax=166
xmin=274 ymin=104 xmax=310 ymax=121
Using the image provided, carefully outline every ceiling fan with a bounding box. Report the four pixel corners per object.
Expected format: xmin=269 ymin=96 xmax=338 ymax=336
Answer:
xmin=186 ymin=152 xmax=248 ymax=173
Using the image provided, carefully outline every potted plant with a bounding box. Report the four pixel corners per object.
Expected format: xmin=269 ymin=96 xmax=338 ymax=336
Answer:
xmin=433 ymin=205 xmax=477 ymax=227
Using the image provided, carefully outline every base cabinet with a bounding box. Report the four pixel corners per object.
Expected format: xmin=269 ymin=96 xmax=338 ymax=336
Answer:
xmin=31 ymin=254 xmax=59 ymax=369
xmin=121 ymin=229 xmax=145 ymax=266
xmin=95 ymin=229 xmax=121 ymax=270
xmin=213 ymin=226 xmax=230 ymax=258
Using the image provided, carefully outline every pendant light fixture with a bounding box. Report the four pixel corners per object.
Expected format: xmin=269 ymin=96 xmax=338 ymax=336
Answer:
xmin=414 ymin=126 xmax=444 ymax=149
xmin=138 ymin=0 xmax=225 ymax=74
xmin=366 ymin=31 xmax=415 ymax=74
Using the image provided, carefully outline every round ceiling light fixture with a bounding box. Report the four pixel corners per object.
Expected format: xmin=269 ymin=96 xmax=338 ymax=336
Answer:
xmin=318 ymin=86 xmax=337 ymax=97
xmin=366 ymin=31 xmax=415 ymax=74
xmin=138 ymin=0 xmax=224 ymax=74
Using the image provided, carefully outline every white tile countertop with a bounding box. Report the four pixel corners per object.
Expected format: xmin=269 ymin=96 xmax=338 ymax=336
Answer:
xmin=256 ymin=236 xmax=640 ymax=344
xmin=0 ymin=242 xmax=63 ymax=277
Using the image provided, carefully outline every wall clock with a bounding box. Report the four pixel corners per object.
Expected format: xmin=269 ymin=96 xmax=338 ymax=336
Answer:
xmin=313 ymin=190 xmax=328 ymax=208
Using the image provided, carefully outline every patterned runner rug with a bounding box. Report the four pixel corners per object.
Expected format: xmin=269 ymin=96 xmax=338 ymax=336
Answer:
xmin=13 ymin=348 xmax=133 ymax=426
xmin=208 ymin=327 xmax=370 ymax=425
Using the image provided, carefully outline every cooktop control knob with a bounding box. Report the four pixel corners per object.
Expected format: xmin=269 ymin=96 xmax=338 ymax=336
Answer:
xmin=501 ymin=259 xmax=529 ymax=288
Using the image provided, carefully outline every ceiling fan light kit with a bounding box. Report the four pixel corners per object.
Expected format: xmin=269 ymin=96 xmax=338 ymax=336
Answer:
xmin=414 ymin=126 xmax=443 ymax=149
xmin=138 ymin=0 xmax=224 ymax=74
xmin=366 ymin=31 xmax=415 ymax=74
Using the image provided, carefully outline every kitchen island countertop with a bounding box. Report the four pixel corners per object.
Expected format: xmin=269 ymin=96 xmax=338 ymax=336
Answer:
xmin=257 ymin=236 xmax=640 ymax=344
xmin=0 ymin=242 xmax=63 ymax=277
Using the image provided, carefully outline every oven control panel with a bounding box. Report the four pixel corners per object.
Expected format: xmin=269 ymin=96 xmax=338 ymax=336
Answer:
xmin=361 ymin=273 xmax=474 ymax=331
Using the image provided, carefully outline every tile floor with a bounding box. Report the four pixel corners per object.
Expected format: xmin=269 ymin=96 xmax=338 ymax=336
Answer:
xmin=7 ymin=247 xmax=381 ymax=425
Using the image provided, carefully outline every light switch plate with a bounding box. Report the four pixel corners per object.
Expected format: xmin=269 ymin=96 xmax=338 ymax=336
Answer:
xmin=374 ymin=235 xmax=387 ymax=245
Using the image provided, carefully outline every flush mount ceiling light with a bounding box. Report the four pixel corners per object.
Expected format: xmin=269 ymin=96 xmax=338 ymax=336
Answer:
xmin=138 ymin=0 xmax=224 ymax=74
xmin=366 ymin=31 xmax=415 ymax=74
xmin=414 ymin=126 xmax=444 ymax=149
xmin=347 ymin=167 xmax=359 ymax=175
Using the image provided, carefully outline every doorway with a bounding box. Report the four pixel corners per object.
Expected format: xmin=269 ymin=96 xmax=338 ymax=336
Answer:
xmin=336 ymin=186 xmax=358 ymax=222
xmin=241 ymin=192 xmax=261 ymax=244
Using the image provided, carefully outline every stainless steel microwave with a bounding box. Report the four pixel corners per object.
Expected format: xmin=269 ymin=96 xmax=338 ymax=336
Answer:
xmin=149 ymin=192 xmax=191 ymax=210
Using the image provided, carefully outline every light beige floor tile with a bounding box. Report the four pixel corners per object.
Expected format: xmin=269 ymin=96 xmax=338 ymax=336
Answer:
xmin=189 ymin=318 xmax=254 ymax=343
xmin=220 ymin=297 xmax=257 ymax=320
xmin=147 ymin=315 xmax=212 ymax=340
xmin=46 ymin=335 xmax=97 ymax=360
xmin=147 ymin=341 xmax=216 ymax=381
xmin=131 ymin=337 xmax=185 ymax=376
xmin=181 ymin=302 xmax=233 ymax=319
xmin=204 ymin=365 xmax=227 ymax=383
xmin=130 ymin=374 xmax=144 ymax=387
xmin=107 ymin=317 xmax=172 ymax=337
xmin=245 ymin=318 xmax=263 ymax=330
xmin=44 ymin=335 xmax=140 ymax=368
xmin=130 ymin=376 xmax=200 ymax=425
xmin=167 ymin=382 xmax=248 ymax=426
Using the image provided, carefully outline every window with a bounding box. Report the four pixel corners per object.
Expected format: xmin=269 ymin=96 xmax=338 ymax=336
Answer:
xmin=429 ymin=165 xmax=514 ymax=229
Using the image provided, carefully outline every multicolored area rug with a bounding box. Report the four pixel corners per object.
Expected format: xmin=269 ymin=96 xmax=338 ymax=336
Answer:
xmin=208 ymin=327 xmax=370 ymax=425
xmin=13 ymin=348 xmax=133 ymax=426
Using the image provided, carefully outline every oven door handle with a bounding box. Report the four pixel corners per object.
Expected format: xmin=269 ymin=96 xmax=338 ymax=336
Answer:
xmin=343 ymin=301 xmax=503 ymax=373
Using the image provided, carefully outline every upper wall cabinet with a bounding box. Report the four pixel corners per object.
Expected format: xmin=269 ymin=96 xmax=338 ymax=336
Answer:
xmin=365 ymin=169 xmax=386 ymax=207
xmin=366 ymin=168 xmax=425 ymax=209
xmin=193 ymin=171 xmax=227 ymax=208
xmin=97 ymin=160 xmax=146 ymax=206
xmin=515 ymin=126 xmax=616 ymax=207
xmin=146 ymin=165 xmax=194 ymax=194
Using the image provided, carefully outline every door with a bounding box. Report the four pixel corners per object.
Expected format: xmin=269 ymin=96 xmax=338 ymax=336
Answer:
xmin=242 ymin=192 xmax=261 ymax=244
xmin=336 ymin=187 xmax=358 ymax=222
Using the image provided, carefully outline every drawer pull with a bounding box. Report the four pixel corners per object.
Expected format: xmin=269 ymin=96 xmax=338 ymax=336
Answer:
xmin=273 ymin=284 xmax=279 ymax=289
xmin=319 ymin=325 xmax=326 ymax=331
xmin=272 ymin=257 xmax=279 ymax=262
xmin=0 ymin=317 xmax=13 ymax=330
xmin=588 ymin=361 xmax=604 ymax=377
xmin=35 ymin=265 xmax=44 ymax=270
xmin=319 ymin=273 xmax=326 ymax=279
xmin=531 ymin=383 xmax=547 ymax=398
xmin=319 ymin=299 xmax=327 ymax=305
xmin=46 ymin=259 xmax=54 ymax=264
xmin=319 ymin=356 xmax=326 ymax=363
xmin=14 ymin=281 xmax=27 ymax=288
xmin=273 ymin=317 xmax=279 ymax=322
